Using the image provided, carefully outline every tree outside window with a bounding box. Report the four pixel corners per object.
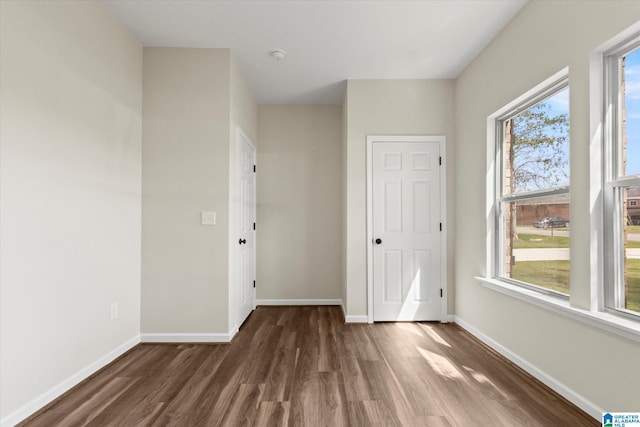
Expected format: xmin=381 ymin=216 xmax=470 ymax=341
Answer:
xmin=499 ymin=86 xmax=570 ymax=295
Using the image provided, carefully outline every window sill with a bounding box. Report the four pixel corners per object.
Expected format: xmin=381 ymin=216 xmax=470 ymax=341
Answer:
xmin=475 ymin=276 xmax=640 ymax=343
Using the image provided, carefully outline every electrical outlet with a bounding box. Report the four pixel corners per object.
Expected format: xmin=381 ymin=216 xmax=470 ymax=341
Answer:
xmin=110 ymin=303 xmax=118 ymax=320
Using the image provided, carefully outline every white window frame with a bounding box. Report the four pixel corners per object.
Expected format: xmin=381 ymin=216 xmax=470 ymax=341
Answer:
xmin=478 ymin=69 xmax=640 ymax=343
xmin=477 ymin=24 xmax=640 ymax=344
xmin=487 ymin=68 xmax=570 ymax=296
xmin=603 ymin=33 xmax=640 ymax=320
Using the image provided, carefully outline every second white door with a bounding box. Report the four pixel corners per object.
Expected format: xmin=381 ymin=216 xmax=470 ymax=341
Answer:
xmin=237 ymin=130 xmax=256 ymax=327
xmin=372 ymin=140 xmax=443 ymax=321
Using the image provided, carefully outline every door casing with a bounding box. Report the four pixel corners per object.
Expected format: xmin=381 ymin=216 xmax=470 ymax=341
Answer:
xmin=235 ymin=127 xmax=256 ymax=329
xmin=366 ymin=135 xmax=447 ymax=323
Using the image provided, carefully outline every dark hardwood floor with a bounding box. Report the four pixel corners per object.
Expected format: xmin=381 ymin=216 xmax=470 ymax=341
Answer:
xmin=19 ymin=306 xmax=597 ymax=426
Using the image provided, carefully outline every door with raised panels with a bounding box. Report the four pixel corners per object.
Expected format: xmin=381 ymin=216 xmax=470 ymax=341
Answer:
xmin=372 ymin=140 xmax=442 ymax=321
xmin=237 ymin=130 xmax=256 ymax=327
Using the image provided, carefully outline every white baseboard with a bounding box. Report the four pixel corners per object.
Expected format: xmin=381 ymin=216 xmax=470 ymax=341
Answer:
xmin=140 ymin=332 xmax=234 ymax=343
xmin=228 ymin=324 xmax=239 ymax=341
xmin=0 ymin=335 xmax=140 ymax=427
xmin=339 ymin=300 xmax=371 ymax=323
xmin=339 ymin=303 xmax=451 ymax=324
xmin=453 ymin=316 xmax=601 ymax=420
xmin=345 ymin=315 xmax=368 ymax=323
xmin=256 ymin=299 xmax=343 ymax=306
xmin=257 ymin=299 xmax=368 ymax=323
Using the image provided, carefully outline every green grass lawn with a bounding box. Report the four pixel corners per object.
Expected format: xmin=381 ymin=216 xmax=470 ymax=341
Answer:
xmin=512 ymin=260 xmax=640 ymax=312
xmin=513 ymin=233 xmax=640 ymax=248
xmin=627 ymin=225 xmax=640 ymax=233
xmin=625 ymin=260 xmax=640 ymax=312
xmin=512 ymin=260 xmax=570 ymax=294
xmin=513 ymin=234 xmax=569 ymax=249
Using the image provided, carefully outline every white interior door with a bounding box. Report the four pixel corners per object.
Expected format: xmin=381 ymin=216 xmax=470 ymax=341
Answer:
xmin=372 ymin=140 xmax=443 ymax=321
xmin=237 ymin=131 xmax=256 ymax=326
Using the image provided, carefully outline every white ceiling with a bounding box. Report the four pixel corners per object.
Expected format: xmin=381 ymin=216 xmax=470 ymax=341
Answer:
xmin=101 ymin=0 xmax=528 ymax=104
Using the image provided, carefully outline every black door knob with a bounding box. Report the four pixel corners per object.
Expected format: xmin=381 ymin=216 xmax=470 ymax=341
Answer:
xmin=375 ymin=238 xmax=382 ymax=245
xmin=239 ymin=238 xmax=247 ymax=245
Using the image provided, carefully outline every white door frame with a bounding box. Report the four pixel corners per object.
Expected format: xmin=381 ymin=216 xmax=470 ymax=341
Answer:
xmin=235 ymin=126 xmax=257 ymax=329
xmin=366 ymin=135 xmax=447 ymax=323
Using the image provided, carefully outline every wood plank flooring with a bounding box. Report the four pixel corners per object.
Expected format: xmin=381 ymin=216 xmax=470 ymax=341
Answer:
xmin=19 ymin=306 xmax=597 ymax=426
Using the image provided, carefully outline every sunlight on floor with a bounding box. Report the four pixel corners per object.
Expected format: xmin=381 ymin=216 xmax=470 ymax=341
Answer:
xmin=416 ymin=347 xmax=463 ymax=379
xmin=462 ymin=365 xmax=511 ymax=400
xmin=418 ymin=324 xmax=451 ymax=348
xmin=462 ymin=365 xmax=492 ymax=384
xmin=395 ymin=322 xmax=424 ymax=337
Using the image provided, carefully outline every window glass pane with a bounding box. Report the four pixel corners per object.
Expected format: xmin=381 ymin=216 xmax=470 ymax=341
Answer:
xmin=503 ymin=88 xmax=570 ymax=194
xmin=619 ymin=48 xmax=640 ymax=316
xmin=500 ymin=195 xmax=570 ymax=295
xmin=622 ymin=187 xmax=640 ymax=313
xmin=624 ymin=48 xmax=640 ymax=176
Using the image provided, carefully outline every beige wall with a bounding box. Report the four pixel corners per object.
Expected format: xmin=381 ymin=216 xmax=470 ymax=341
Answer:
xmin=0 ymin=0 xmax=142 ymax=420
xmin=344 ymin=80 xmax=456 ymax=317
xmin=142 ymin=48 xmax=231 ymax=333
xmin=230 ymin=57 xmax=258 ymax=145
xmin=229 ymin=55 xmax=258 ymax=329
xmin=455 ymin=0 xmax=640 ymax=412
xmin=257 ymin=105 xmax=342 ymax=300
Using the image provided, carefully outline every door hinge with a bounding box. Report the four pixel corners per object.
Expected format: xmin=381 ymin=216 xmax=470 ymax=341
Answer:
xmin=253 ymin=280 xmax=256 ymax=288
xmin=440 ymin=289 xmax=443 ymax=298
xmin=253 ymin=165 xmax=256 ymax=173
xmin=440 ymin=223 xmax=442 ymax=231
xmin=439 ymin=156 xmax=442 ymax=166
xmin=253 ymin=222 xmax=256 ymax=230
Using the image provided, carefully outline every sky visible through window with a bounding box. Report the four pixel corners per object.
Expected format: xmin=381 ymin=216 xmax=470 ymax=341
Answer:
xmin=509 ymin=87 xmax=570 ymax=193
xmin=625 ymin=48 xmax=640 ymax=176
xmin=544 ymin=88 xmax=570 ymax=187
xmin=511 ymin=48 xmax=640 ymax=186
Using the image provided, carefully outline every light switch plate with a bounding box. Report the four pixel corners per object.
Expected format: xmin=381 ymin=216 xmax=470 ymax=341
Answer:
xmin=201 ymin=211 xmax=216 ymax=225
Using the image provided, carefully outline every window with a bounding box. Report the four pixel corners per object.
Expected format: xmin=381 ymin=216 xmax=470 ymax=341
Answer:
xmin=604 ymin=39 xmax=640 ymax=317
xmin=478 ymin=28 xmax=640 ymax=340
xmin=493 ymin=77 xmax=570 ymax=295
